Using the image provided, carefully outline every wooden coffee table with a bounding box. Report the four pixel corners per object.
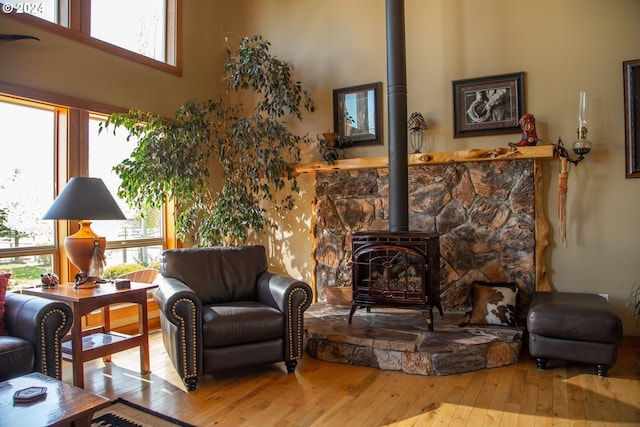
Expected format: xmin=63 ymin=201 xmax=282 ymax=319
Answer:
xmin=23 ymin=281 xmax=157 ymax=388
xmin=0 ymin=372 xmax=110 ymax=427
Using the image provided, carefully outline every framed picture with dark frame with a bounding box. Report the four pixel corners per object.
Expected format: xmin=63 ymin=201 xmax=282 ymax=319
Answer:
xmin=333 ymin=82 xmax=382 ymax=146
xmin=624 ymin=59 xmax=640 ymax=178
xmin=452 ymin=72 xmax=525 ymax=138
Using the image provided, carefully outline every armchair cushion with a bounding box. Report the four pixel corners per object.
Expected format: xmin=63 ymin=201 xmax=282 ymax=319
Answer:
xmin=0 ymin=336 xmax=34 ymax=379
xmin=202 ymin=301 xmax=284 ymax=347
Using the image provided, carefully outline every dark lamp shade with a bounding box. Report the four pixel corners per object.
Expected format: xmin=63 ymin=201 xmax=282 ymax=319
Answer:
xmin=43 ymin=177 xmax=126 ymax=221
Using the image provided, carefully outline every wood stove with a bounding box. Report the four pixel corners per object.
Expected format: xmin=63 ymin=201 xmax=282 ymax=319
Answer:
xmin=349 ymin=231 xmax=443 ymax=331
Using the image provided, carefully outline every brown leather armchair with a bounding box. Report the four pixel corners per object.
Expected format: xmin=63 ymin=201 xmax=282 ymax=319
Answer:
xmin=0 ymin=292 xmax=73 ymax=381
xmin=154 ymin=245 xmax=313 ymax=391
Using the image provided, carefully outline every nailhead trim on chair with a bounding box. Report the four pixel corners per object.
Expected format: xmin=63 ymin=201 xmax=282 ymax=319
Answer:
xmin=39 ymin=308 xmax=69 ymax=379
xmin=171 ymin=298 xmax=198 ymax=380
xmin=287 ymin=287 xmax=309 ymax=360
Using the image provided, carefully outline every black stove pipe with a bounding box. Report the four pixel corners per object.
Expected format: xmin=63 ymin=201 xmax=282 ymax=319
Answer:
xmin=386 ymin=0 xmax=409 ymax=232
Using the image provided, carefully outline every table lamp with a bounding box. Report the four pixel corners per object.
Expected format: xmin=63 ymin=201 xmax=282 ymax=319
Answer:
xmin=43 ymin=177 xmax=126 ymax=288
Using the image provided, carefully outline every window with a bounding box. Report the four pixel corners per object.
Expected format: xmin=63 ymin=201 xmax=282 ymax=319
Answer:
xmin=90 ymin=0 xmax=167 ymax=63
xmin=1 ymin=0 xmax=180 ymax=74
xmin=0 ymin=99 xmax=57 ymax=289
xmin=88 ymin=116 xmax=164 ymax=271
xmin=0 ymin=88 xmax=173 ymax=290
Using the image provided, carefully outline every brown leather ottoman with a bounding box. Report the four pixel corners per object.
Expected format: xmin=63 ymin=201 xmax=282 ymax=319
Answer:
xmin=527 ymin=292 xmax=623 ymax=376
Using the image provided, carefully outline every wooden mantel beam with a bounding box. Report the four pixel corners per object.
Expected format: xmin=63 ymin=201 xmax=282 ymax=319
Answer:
xmin=294 ymin=145 xmax=555 ymax=174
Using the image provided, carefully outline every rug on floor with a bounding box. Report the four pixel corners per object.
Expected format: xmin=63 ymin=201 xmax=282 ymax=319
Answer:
xmin=92 ymin=398 xmax=195 ymax=427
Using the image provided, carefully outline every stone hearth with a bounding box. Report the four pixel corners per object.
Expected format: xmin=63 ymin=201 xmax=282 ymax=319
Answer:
xmin=304 ymin=304 xmax=523 ymax=376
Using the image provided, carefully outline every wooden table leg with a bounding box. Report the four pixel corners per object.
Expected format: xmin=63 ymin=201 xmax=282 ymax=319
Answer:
xmin=139 ymin=297 xmax=151 ymax=373
xmin=102 ymin=305 xmax=112 ymax=363
xmin=71 ymin=306 xmax=85 ymax=388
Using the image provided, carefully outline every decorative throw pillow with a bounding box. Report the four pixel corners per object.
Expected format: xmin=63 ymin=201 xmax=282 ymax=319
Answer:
xmin=469 ymin=281 xmax=518 ymax=326
xmin=0 ymin=272 xmax=11 ymax=336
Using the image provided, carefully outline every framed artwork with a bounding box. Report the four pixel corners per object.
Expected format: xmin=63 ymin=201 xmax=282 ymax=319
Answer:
xmin=333 ymin=82 xmax=382 ymax=146
xmin=452 ymin=72 xmax=525 ymax=138
xmin=624 ymin=59 xmax=640 ymax=178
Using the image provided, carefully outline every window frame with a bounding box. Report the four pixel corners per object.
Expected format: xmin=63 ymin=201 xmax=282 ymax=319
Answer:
xmin=0 ymin=0 xmax=182 ymax=76
xmin=0 ymin=95 xmax=60 ymax=281
xmin=0 ymin=81 xmax=177 ymax=284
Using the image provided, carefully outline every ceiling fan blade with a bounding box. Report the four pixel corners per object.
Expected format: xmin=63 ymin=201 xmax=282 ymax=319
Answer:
xmin=0 ymin=34 xmax=40 ymax=42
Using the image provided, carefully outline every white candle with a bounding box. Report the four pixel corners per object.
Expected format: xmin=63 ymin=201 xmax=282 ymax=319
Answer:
xmin=577 ymin=91 xmax=588 ymax=139
xmin=578 ymin=91 xmax=587 ymax=128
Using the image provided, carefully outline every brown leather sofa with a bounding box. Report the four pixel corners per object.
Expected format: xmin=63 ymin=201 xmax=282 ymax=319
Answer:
xmin=154 ymin=245 xmax=313 ymax=391
xmin=0 ymin=292 xmax=73 ymax=381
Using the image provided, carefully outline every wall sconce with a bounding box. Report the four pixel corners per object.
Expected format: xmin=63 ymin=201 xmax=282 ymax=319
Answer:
xmin=556 ymin=91 xmax=593 ymax=246
xmin=407 ymin=112 xmax=428 ymax=153
xmin=555 ymin=91 xmax=592 ymax=165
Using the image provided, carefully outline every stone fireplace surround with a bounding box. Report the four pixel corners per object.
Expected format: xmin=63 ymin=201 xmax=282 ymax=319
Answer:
xmin=296 ymin=146 xmax=555 ymax=375
xmin=308 ymin=147 xmax=554 ymax=314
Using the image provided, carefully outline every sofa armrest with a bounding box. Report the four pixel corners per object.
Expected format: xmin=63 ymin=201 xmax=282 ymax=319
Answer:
xmin=153 ymin=276 xmax=202 ymax=390
xmin=257 ymin=272 xmax=313 ymax=361
xmin=4 ymin=292 xmax=72 ymax=379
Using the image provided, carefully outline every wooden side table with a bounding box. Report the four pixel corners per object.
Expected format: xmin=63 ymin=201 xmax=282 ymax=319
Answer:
xmin=0 ymin=372 xmax=110 ymax=427
xmin=23 ymin=282 xmax=157 ymax=388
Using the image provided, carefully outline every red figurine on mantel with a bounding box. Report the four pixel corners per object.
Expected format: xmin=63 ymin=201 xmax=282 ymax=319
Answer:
xmin=509 ymin=113 xmax=540 ymax=147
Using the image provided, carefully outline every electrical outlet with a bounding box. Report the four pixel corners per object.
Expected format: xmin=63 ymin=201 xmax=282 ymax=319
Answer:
xmin=599 ymin=293 xmax=609 ymax=301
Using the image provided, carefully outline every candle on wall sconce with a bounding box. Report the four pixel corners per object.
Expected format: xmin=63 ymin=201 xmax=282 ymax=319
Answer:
xmin=573 ymin=90 xmax=592 ymax=156
xmin=577 ymin=90 xmax=588 ymax=136
xmin=555 ymin=90 xmax=592 ymax=166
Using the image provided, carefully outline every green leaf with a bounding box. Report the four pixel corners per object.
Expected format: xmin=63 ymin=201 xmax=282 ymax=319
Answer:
xmin=101 ymin=34 xmax=314 ymax=246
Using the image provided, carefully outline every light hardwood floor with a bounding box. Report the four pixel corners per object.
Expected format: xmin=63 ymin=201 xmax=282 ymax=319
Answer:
xmin=63 ymin=331 xmax=640 ymax=427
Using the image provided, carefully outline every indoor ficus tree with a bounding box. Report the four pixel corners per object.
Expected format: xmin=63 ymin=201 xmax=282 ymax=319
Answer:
xmin=100 ymin=34 xmax=315 ymax=246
